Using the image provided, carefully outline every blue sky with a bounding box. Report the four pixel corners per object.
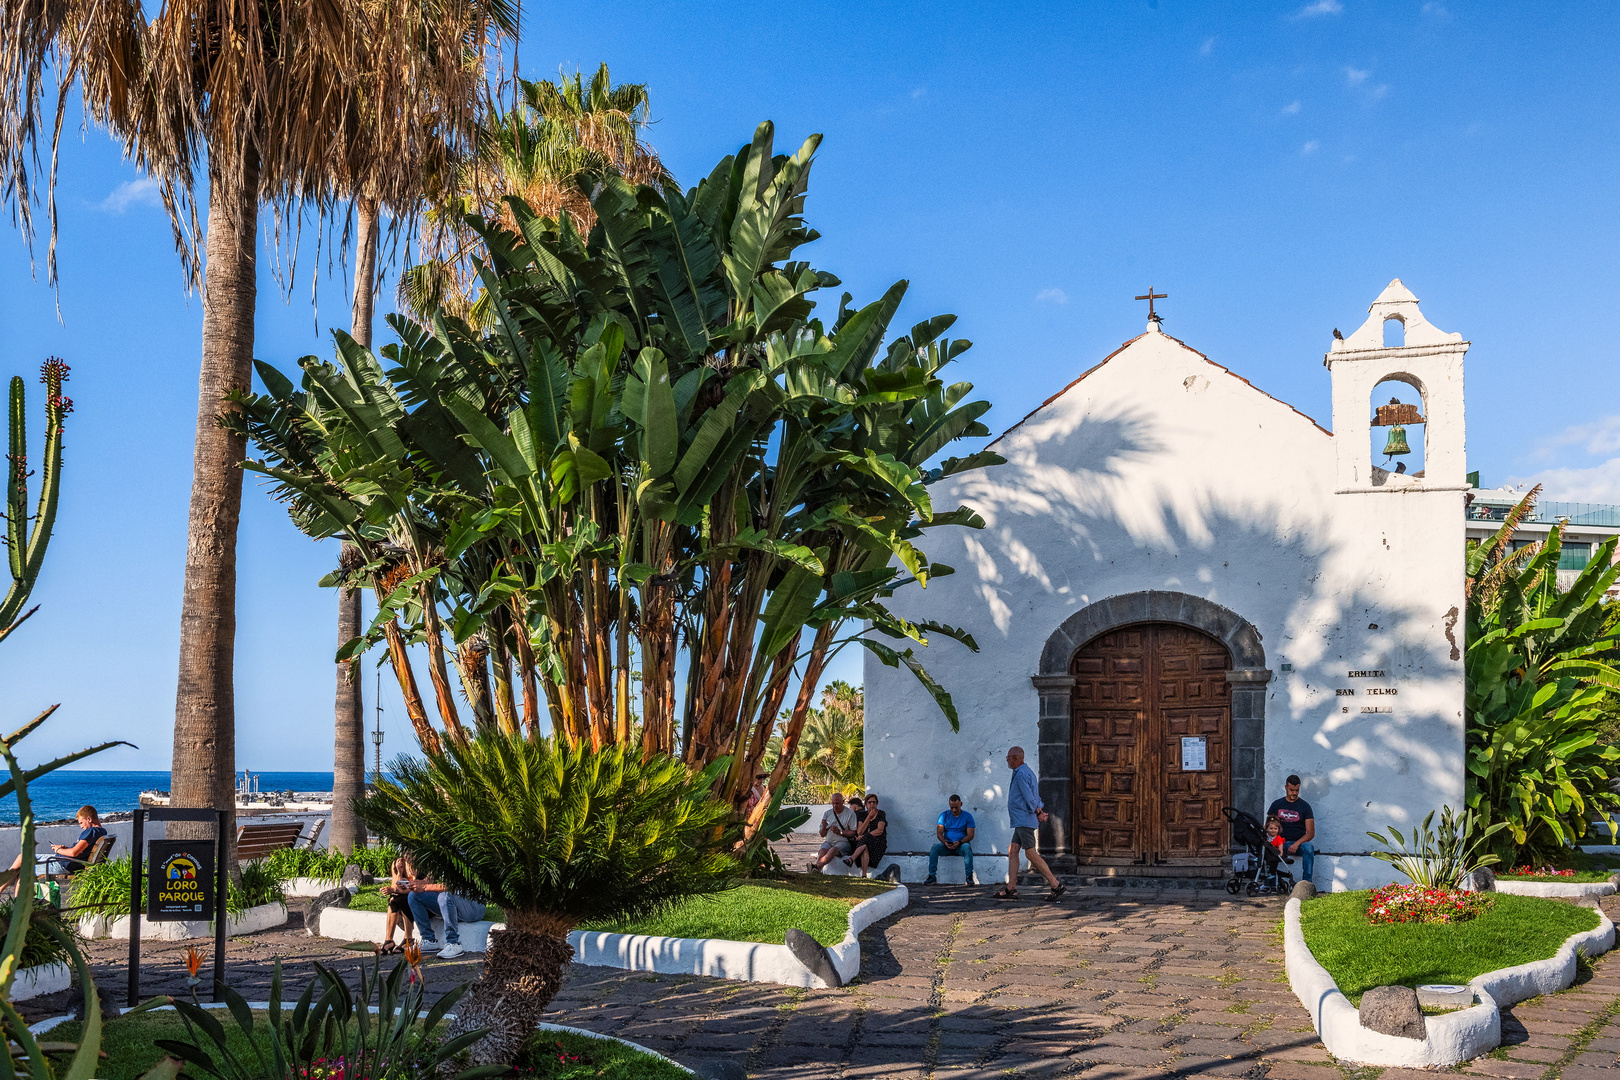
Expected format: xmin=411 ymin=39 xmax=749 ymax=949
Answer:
xmin=3 ymin=1 xmax=1617 ymax=770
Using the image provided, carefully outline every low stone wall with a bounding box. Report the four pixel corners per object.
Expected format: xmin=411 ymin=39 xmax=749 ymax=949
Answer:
xmin=80 ymin=901 xmax=288 ymax=941
xmin=1495 ymin=879 xmax=1618 ymax=898
xmin=1283 ymin=895 xmax=1616 ymax=1066
xmin=570 ymin=884 xmax=910 ymax=988
xmin=315 ymin=907 xmax=500 ymax=953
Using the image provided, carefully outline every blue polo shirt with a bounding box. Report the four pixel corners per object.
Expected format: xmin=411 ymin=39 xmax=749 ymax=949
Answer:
xmin=938 ymin=810 xmax=975 ymax=843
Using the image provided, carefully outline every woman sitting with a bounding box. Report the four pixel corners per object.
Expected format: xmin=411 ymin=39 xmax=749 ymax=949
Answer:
xmin=379 ymin=851 xmax=419 ymax=954
xmin=845 ymin=793 xmax=888 ymax=879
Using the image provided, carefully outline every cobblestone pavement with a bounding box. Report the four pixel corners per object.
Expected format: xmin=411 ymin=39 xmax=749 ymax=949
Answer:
xmin=22 ymin=889 xmax=1620 ymax=1078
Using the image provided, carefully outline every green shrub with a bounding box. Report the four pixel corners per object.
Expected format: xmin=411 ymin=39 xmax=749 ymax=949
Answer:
xmin=0 ymin=899 xmax=78 ymax=969
xmin=264 ymin=847 xmax=347 ymax=882
xmin=68 ymin=854 xmax=131 ymax=914
xmin=232 ymin=860 xmax=285 ymax=913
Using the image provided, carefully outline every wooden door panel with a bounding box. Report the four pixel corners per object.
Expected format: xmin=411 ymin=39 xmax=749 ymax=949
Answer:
xmin=1072 ymin=623 xmax=1231 ymax=863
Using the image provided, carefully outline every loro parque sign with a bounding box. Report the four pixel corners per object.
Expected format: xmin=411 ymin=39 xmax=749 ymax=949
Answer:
xmin=146 ymin=840 xmax=214 ymax=921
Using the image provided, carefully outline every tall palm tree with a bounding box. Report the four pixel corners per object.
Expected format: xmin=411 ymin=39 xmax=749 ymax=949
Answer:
xmin=399 ymin=62 xmax=673 ymax=325
xmin=0 ymin=0 xmax=509 ymax=855
xmin=327 ymin=0 xmax=517 ymax=856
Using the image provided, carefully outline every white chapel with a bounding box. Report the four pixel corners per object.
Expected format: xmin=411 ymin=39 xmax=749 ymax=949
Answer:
xmin=864 ymin=280 xmax=1469 ymax=891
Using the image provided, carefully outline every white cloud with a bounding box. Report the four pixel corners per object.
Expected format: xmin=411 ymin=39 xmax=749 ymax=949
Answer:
xmin=1294 ymin=0 xmax=1343 ymax=17
xmin=1422 ymin=2 xmax=1450 ymax=18
xmin=1301 ymin=140 xmax=1321 ymax=155
xmin=1345 ymin=66 xmax=1370 ymax=86
xmin=99 ymin=178 xmax=162 ymax=214
xmin=1368 ymin=83 xmax=1389 ymax=100
xmin=911 ymin=86 xmax=927 ymax=100
xmin=1282 ymin=100 xmax=1302 ymax=115
xmin=1200 ymin=36 xmax=1216 ymax=56
xmin=1509 ymin=460 xmax=1620 ymax=504
xmin=1035 ymin=288 xmax=1068 ymax=305
xmin=1532 ymin=414 xmax=1620 ymax=460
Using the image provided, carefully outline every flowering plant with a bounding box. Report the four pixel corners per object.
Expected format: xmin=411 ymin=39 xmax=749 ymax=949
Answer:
xmin=1365 ymin=883 xmax=1493 ymax=925
xmin=1505 ymin=865 xmax=1576 ymax=877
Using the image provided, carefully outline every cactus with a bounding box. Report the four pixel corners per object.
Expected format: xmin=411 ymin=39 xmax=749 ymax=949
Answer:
xmin=0 ymin=359 xmax=69 ymax=643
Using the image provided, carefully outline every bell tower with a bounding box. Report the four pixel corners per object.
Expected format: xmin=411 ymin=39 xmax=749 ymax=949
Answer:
xmin=1325 ymin=279 xmax=1469 ymax=492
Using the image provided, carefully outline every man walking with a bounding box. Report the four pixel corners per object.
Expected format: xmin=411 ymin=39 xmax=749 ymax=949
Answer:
xmin=1267 ymin=774 xmax=1317 ymax=883
xmin=925 ymin=794 xmax=976 ymax=884
xmin=994 ymin=746 xmax=1065 ymax=901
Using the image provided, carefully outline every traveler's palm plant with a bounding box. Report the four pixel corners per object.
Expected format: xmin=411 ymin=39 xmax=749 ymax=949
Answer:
xmin=355 ymin=733 xmax=737 ymax=1065
xmin=1465 ymin=488 xmax=1620 ymax=860
xmin=1367 ymin=805 xmax=1505 ymax=889
xmin=229 ymin=121 xmax=996 ymax=834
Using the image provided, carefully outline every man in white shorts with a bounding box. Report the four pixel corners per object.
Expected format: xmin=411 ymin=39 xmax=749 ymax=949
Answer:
xmin=808 ymin=791 xmax=860 ymax=873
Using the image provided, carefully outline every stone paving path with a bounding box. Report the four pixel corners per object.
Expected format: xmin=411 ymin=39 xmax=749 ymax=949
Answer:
xmin=23 ymin=888 xmax=1620 ymax=1078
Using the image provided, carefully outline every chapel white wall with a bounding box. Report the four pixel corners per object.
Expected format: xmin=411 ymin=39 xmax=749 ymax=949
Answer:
xmin=864 ymin=291 xmax=1467 ymax=881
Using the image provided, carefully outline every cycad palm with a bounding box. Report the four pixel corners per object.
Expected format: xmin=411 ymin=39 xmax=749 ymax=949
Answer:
xmin=400 ymin=62 xmax=672 ymax=324
xmin=356 ymin=733 xmax=736 ymax=1065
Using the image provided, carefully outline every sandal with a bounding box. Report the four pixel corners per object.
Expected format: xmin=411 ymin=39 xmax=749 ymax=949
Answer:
xmin=843 ymin=858 xmax=854 ymax=867
xmin=1045 ymin=884 xmax=1067 ymax=903
xmin=993 ymin=888 xmax=1019 ymax=900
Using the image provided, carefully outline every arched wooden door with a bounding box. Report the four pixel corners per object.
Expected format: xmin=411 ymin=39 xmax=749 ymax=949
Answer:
xmin=1070 ymin=624 xmax=1231 ymax=864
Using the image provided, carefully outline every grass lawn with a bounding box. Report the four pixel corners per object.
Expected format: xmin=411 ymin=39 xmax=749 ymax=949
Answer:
xmin=40 ymin=1011 xmax=686 ymax=1080
xmin=580 ymin=875 xmax=892 ymax=947
xmin=1300 ymin=891 xmax=1600 ymax=1005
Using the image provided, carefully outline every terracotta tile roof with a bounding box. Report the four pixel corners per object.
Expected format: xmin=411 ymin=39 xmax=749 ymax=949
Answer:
xmin=988 ymin=330 xmax=1332 ymax=449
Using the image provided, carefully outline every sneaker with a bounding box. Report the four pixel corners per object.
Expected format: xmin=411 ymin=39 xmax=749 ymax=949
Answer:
xmin=417 ymin=938 xmax=442 ymax=951
xmin=806 ymin=862 xmax=822 ymax=874
xmin=438 ymin=943 xmax=465 ymax=959
xmin=923 ymin=876 xmax=937 ymax=885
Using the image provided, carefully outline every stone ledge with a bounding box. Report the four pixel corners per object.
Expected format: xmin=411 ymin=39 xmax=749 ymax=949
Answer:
xmin=571 ymin=884 xmax=909 ymax=989
xmin=1494 ymin=879 xmax=1618 ymax=898
xmin=11 ymin=961 xmax=70 ymax=1001
xmin=80 ymin=901 xmax=288 ymax=941
xmin=1283 ymin=895 xmax=1615 ymax=1066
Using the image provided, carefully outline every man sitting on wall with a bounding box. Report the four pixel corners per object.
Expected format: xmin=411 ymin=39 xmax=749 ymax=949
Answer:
xmin=1267 ymin=775 xmax=1316 ymax=883
xmin=925 ymin=794 xmax=976 ymax=885
xmin=808 ymin=791 xmax=860 ymax=874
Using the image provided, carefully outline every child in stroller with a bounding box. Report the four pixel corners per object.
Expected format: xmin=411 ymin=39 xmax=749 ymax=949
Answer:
xmin=1222 ymin=806 xmax=1296 ymax=896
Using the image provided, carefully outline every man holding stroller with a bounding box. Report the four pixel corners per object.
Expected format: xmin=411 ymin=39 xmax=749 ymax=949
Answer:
xmin=1267 ymin=775 xmax=1316 ymax=883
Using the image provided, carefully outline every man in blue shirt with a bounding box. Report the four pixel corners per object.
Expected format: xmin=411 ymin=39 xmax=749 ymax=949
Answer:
xmin=925 ymin=794 xmax=976 ymax=884
xmin=997 ymin=746 xmax=1065 ymax=901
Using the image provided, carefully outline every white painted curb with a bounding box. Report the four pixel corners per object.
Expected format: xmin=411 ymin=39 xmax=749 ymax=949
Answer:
xmin=79 ymin=902 xmax=289 ymax=941
xmin=1495 ymin=880 xmax=1617 ymax=898
xmin=28 ymin=1006 xmax=693 ymax=1076
xmin=11 ymin=961 xmax=71 ymax=1001
xmin=315 ymin=907 xmax=500 ymax=953
xmin=1284 ymin=896 xmax=1615 ymax=1066
xmin=570 ymin=884 xmax=910 ymax=989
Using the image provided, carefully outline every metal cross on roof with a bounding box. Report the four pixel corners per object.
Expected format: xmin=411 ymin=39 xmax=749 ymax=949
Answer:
xmin=1135 ymin=287 xmax=1167 ymax=321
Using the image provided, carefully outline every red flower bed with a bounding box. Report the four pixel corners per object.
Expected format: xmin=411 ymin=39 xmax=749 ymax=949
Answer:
xmin=1506 ymin=865 xmax=1576 ymax=877
xmin=1365 ymin=883 xmax=1494 ymax=925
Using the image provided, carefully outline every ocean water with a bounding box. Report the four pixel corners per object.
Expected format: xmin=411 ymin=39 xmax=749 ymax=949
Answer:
xmin=0 ymin=770 xmax=337 ymax=825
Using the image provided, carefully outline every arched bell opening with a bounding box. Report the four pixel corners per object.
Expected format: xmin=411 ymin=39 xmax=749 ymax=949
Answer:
xmin=1369 ymin=374 xmax=1428 ymax=481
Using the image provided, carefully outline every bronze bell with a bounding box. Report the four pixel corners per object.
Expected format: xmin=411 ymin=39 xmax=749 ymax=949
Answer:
xmin=1382 ymin=424 xmax=1411 ymax=457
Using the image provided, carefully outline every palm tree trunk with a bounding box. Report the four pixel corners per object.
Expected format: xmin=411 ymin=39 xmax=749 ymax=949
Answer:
xmin=330 ymin=544 xmax=366 ymax=855
xmin=444 ymin=914 xmax=575 ymax=1067
xmin=329 ymin=198 xmax=379 ymax=856
xmin=168 ymin=149 xmax=260 ymax=862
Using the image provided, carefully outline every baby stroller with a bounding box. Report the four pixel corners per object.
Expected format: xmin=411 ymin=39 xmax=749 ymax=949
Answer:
xmin=1222 ymin=806 xmax=1295 ymax=896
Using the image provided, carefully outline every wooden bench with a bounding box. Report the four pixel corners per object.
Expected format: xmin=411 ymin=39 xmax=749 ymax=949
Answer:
xmin=235 ymin=822 xmax=308 ymax=862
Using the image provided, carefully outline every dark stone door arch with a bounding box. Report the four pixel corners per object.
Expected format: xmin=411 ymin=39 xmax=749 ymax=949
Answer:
xmin=1030 ymin=592 xmax=1270 ymax=871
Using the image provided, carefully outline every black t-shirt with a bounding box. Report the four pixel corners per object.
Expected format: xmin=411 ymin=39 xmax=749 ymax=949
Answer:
xmin=1267 ymin=797 xmax=1314 ymax=843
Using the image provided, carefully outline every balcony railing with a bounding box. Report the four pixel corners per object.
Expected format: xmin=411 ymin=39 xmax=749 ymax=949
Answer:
xmin=1467 ymin=501 xmax=1620 ymax=527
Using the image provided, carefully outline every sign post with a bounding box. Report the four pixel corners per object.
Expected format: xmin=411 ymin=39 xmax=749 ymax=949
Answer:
xmin=126 ymin=808 xmax=228 ymax=1005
